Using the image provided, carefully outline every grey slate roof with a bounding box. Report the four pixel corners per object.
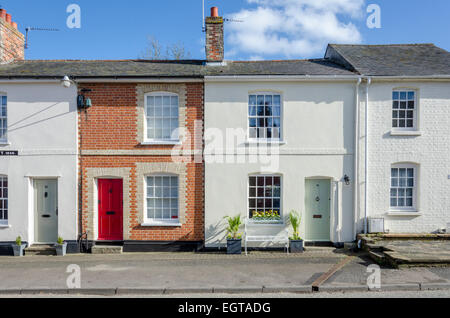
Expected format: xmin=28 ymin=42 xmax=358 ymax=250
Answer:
xmin=0 ymin=44 xmax=448 ymax=78
xmin=0 ymin=60 xmax=205 ymax=78
xmin=326 ymin=44 xmax=450 ymax=76
xmin=204 ymin=59 xmax=355 ymax=76
xmin=0 ymin=58 xmax=355 ymax=78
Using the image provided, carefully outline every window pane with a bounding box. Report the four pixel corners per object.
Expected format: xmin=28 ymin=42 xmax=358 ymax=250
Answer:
xmin=249 ymin=94 xmax=281 ymax=140
xmin=146 ymin=176 xmax=179 ymax=221
xmin=249 ymin=175 xmax=282 ymax=220
xmin=146 ymin=94 xmax=179 ymax=140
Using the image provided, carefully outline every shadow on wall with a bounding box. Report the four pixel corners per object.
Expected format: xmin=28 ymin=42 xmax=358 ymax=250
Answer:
xmin=205 ymin=220 xmax=227 ymax=247
xmin=8 ymin=102 xmax=73 ymax=133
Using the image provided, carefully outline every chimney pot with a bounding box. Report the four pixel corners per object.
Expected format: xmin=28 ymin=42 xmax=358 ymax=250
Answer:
xmin=211 ymin=7 xmax=219 ymax=17
xmin=6 ymin=13 xmax=11 ymax=24
xmin=0 ymin=9 xmax=6 ymax=20
xmin=12 ymin=22 xmax=17 ymax=29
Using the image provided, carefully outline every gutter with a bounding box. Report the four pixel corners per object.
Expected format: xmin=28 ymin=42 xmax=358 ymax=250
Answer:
xmin=204 ymin=75 xmax=360 ymax=82
xmin=364 ymin=77 xmax=372 ymax=234
xmin=353 ymin=77 xmax=362 ymax=240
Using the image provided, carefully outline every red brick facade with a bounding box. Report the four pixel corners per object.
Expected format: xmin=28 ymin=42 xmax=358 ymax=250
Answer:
xmin=0 ymin=11 xmax=24 ymax=63
xmin=78 ymin=82 xmax=204 ymax=243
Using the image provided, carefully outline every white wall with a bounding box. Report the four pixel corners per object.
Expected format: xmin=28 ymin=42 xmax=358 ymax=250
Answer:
xmin=204 ymin=81 xmax=357 ymax=246
xmin=360 ymin=81 xmax=450 ymax=233
xmin=0 ymin=82 xmax=78 ymax=243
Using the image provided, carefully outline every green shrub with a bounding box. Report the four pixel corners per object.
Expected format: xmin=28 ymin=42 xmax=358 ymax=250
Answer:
xmin=289 ymin=210 xmax=303 ymax=241
xmin=224 ymin=215 xmax=243 ymax=240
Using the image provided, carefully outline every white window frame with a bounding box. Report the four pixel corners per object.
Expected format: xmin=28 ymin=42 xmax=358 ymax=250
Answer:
xmin=0 ymin=175 xmax=8 ymax=226
xmin=390 ymin=163 xmax=418 ymax=212
xmin=392 ymin=90 xmax=418 ymax=131
xmin=248 ymin=92 xmax=283 ymax=142
xmin=144 ymin=174 xmax=180 ymax=226
xmin=0 ymin=95 xmax=7 ymax=143
xmin=247 ymin=174 xmax=283 ymax=224
xmin=144 ymin=92 xmax=180 ymax=144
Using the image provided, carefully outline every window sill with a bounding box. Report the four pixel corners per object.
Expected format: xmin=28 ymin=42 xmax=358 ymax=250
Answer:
xmin=386 ymin=211 xmax=421 ymax=217
xmin=0 ymin=142 xmax=11 ymax=147
xmin=390 ymin=130 xmax=422 ymax=137
xmin=245 ymin=140 xmax=287 ymax=146
xmin=141 ymin=140 xmax=182 ymax=146
xmin=141 ymin=222 xmax=182 ymax=227
xmin=248 ymin=220 xmax=285 ymax=226
xmin=0 ymin=224 xmax=11 ymax=229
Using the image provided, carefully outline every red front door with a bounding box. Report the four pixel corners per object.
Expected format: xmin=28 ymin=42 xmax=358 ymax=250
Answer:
xmin=98 ymin=179 xmax=123 ymax=241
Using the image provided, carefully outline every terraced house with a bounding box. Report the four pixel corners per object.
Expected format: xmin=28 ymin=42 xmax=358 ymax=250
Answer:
xmin=0 ymin=7 xmax=449 ymax=255
xmin=203 ymin=9 xmax=450 ymax=247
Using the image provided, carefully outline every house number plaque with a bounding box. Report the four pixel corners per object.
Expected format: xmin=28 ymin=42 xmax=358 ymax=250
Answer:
xmin=0 ymin=151 xmax=18 ymax=156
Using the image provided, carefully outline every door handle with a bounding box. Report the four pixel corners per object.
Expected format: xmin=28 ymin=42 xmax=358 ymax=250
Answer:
xmin=56 ymin=208 xmax=58 ymax=216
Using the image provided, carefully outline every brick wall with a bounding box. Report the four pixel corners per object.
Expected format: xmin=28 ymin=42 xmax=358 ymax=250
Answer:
xmin=78 ymin=82 xmax=204 ymax=242
xmin=205 ymin=16 xmax=224 ymax=63
xmin=0 ymin=17 xmax=24 ymax=63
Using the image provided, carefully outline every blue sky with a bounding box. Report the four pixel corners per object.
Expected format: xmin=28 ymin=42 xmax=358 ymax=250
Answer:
xmin=2 ymin=0 xmax=450 ymax=60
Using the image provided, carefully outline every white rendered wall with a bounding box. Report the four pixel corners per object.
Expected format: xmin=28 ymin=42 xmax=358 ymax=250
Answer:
xmin=0 ymin=83 xmax=78 ymax=243
xmin=204 ymin=81 xmax=357 ymax=247
xmin=359 ymin=81 xmax=450 ymax=234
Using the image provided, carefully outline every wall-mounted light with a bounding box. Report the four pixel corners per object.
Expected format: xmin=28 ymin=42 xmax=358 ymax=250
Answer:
xmin=344 ymin=175 xmax=351 ymax=186
xmin=61 ymin=75 xmax=73 ymax=88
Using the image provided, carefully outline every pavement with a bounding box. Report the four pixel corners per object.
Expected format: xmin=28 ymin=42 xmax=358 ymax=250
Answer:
xmin=0 ymin=248 xmax=449 ymax=297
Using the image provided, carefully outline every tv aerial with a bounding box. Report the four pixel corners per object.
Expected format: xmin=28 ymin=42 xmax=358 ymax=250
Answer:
xmin=25 ymin=27 xmax=60 ymax=49
xmin=202 ymin=0 xmax=243 ymax=32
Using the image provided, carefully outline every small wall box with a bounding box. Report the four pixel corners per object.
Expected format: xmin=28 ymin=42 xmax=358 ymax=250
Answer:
xmin=369 ymin=218 xmax=385 ymax=234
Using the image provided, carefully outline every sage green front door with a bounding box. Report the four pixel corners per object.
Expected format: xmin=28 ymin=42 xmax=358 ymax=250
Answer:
xmin=305 ymin=179 xmax=331 ymax=241
xmin=34 ymin=179 xmax=58 ymax=243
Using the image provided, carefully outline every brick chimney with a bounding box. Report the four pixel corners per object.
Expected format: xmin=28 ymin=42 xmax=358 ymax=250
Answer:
xmin=205 ymin=7 xmax=224 ymax=64
xmin=0 ymin=9 xmax=24 ymax=63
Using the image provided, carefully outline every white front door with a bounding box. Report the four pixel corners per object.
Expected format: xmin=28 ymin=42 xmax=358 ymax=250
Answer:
xmin=34 ymin=179 xmax=58 ymax=243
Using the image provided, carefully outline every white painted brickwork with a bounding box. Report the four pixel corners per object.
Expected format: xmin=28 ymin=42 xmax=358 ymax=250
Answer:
xmin=362 ymin=81 xmax=450 ymax=233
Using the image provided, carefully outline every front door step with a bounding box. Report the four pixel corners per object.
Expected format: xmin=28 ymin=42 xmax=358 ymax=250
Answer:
xmin=91 ymin=245 xmax=123 ymax=255
xmin=25 ymin=244 xmax=56 ymax=256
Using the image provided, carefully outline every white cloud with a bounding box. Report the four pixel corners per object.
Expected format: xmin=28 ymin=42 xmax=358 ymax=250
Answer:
xmin=226 ymin=0 xmax=365 ymax=59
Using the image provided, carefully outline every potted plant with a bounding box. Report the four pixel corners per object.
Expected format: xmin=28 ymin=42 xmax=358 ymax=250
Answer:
xmin=224 ymin=215 xmax=243 ymax=255
xmin=251 ymin=210 xmax=282 ymax=223
xmin=55 ymin=236 xmax=68 ymax=256
xmin=288 ymin=211 xmax=304 ymax=253
xmin=12 ymin=236 xmax=26 ymax=257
